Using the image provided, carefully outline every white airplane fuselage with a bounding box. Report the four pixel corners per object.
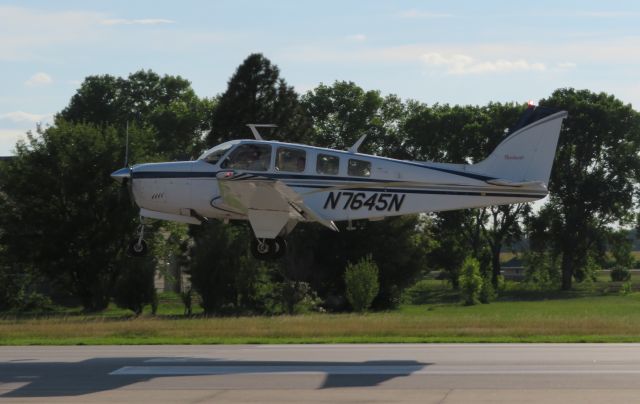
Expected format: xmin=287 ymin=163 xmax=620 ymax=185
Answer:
xmin=129 ymin=143 xmax=546 ymax=227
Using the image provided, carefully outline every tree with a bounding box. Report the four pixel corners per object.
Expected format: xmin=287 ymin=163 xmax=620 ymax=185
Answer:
xmin=207 ymin=53 xmax=313 ymax=145
xmin=59 ymin=70 xmax=211 ymax=160
xmin=301 ymin=81 xmax=407 ymax=157
xmin=0 ymin=122 xmax=146 ymax=311
xmin=113 ymin=257 xmax=157 ymax=316
xmin=608 ymin=229 xmax=634 ymax=268
xmin=484 ymin=203 xmax=530 ymax=287
xmin=532 ymin=89 xmax=640 ymax=290
xmin=404 ymin=102 xmax=529 ymax=288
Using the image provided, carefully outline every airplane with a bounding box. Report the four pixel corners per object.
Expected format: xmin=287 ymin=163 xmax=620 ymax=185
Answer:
xmin=111 ymin=105 xmax=568 ymax=260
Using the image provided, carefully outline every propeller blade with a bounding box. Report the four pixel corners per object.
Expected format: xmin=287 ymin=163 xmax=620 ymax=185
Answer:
xmin=111 ymin=167 xmax=131 ymax=183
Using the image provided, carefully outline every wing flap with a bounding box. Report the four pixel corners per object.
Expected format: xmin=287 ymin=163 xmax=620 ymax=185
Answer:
xmin=218 ymin=174 xmax=339 ymax=237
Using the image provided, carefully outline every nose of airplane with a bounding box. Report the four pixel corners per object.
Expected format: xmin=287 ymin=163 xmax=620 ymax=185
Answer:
xmin=111 ymin=167 xmax=132 ymax=183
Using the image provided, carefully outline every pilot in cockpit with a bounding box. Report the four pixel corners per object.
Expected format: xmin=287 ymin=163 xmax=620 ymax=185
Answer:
xmin=233 ymin=145 xmax=268 ymax=171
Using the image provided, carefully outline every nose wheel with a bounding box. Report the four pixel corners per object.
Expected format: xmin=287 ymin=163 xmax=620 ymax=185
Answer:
xmin=127 ymin=220 xmax=148 ymax=257
xmin=251 ymin=236 xmax=287 ymax=260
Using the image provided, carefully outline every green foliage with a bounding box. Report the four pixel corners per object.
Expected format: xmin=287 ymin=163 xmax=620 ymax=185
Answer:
xmin=344 ymin=255 xmax=380 ymax=313
xmin=180 ymin=287 xmax=193 ymax=316
xmin=401 ymin=279 xmax=433 ymax=305
xmin=610 ymin=266 xmax=631 ymax=282
xmin=0 ymin=265 xmax=50 ymax=311
xmin=301 ymin=81 xmax=407 ymax=158
xmin=620 ymin=280 xmax=633 ymax=295
xmin=532 ymin=89 xmax=640 ymax=290
xmin=608 ymin=230 xmax=634 ymax=268
xmin=479 ymin=272 xmax=496 ymax=304
xmin=577 ymin=255 xmax=601 ymax=283
xmin=459 ymin=257 xmax=483 ymax=306
xmin=113 ymin=258 xmax=157 ymax=316
xmin=523 ymin=251 xmax=561 ymax=289
xmin=273 ymin=280 xmax=323 ymax=315
xmin=59 ymin=70 xmax=211 ymax=160
xmin=187 ymin=221 xmax=252 ymax=315
xmin=310 ymin=215 xmax=429 ymax=309
xmin=428 ymin=211 xmax=469 ymax=289
xmin=0 ymin=122 xmax=140 ymax=311
xmin=207 ymin=53 xmax=313 ymax=145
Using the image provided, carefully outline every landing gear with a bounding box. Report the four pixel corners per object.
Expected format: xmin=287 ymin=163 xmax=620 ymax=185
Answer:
xmin=251 ymin=236 xmax=287 ymax=260
xmin=127 ymin=238 xmax=148 ymax=257
xmin=127 ymin=220 xmax=148 ymax=257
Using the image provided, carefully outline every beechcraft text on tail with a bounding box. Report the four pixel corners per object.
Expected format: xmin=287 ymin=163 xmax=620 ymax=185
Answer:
xmin=111 ymin=106 xmax=568 ymax=259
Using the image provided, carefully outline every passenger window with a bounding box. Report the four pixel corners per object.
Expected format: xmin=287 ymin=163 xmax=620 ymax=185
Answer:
xmin=348 ymin=159 xmax=371 ymax=177
xmin=221 ymin=144 xmax=271 ymax=171
xmin=316 ymin=154 xmax=339 ymax=175
xmin=276 ymin=147 xmax=306 ymax=172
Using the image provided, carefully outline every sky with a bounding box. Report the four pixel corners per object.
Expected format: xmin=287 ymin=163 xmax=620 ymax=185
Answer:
xmin=1 ymin=0 xmax=640 ymax=155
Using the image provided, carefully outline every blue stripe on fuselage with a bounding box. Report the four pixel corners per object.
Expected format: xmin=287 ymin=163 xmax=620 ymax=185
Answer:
xmin=131 ymin=168 xmax=493 ymax=182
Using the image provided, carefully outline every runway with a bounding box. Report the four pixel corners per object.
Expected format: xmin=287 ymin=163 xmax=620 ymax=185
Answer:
xmin=2 ymin=344 xmax=640 ymax=403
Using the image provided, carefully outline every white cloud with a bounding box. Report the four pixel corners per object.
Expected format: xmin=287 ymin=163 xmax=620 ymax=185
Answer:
xmin=397 ymin=9 xmax=452 ymax=19
xmin=25 ymin=72 xmax=53 ymax=87
xmin=346 ymin=34 xmax=366 ymax=42
xmin=421 ymin=52 xmax=546 ymax=74
xmin=0 ymin=6 xmax=105 ymax=61
xmin=101 ymin=18 xmax=174 ymax=26
xmin=0 ymin=6 xmax=179 ymax=61
xmin=577 ymin=11 xmax=640 ymax=18
xmin=0 ymin=111 xmax=52 ymax=123
xmin=556 ymin=62 xmax=577 ymax=69
xmin=0 ymin=129 xmax=28 ymax=155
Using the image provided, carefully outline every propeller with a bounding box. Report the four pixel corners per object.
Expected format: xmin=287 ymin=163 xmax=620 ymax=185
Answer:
xmin=111 ymin=121 xmax=135 ymax=206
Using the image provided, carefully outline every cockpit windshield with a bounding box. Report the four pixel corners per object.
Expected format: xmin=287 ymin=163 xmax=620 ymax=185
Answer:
xmin=199 ymin=142 xmax=233 ymax=165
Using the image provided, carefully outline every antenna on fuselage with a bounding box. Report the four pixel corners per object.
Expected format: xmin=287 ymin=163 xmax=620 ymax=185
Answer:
xmin=348 ymin=134 xmax=367 ymax=153
xmin=246 ymin=124 xmax=277 ymax=140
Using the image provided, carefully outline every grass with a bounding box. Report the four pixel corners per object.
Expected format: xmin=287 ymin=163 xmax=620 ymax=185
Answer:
xmin=3 ymin=285 xmax=640 ymax=345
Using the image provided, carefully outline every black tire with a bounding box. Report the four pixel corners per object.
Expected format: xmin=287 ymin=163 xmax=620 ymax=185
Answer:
xmin=272 ymin=236 xmax=287 ymax=259
xmin=127 ymin=239 xmax=148 ymax=257
xmin=251 ymin=238 xmax=273 ymax=260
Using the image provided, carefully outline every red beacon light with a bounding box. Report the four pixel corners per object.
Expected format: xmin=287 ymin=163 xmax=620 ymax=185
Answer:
xmin=527 ymin=100 xmax=536 ymax=108
xmin=216 ymin=171 xmax=235 ymax=180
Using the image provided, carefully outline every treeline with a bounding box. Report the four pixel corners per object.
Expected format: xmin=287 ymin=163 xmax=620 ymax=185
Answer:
xmin=1 ymin=53 xmax=639 ymax=315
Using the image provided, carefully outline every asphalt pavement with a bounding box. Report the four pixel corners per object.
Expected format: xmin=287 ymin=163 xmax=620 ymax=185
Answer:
xmin=2 ymin=344 xmax=640 ymax=403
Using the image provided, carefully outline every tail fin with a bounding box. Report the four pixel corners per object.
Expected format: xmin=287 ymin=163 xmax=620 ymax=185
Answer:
xmin=471 ymin=108 xmax=568 ymax=185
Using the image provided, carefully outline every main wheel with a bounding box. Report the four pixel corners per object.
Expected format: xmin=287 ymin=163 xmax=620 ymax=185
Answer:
xmin=251 ymin=238 xmax=273 ymax=260
xmin=127 ymin=239 xmax=148 ymax=257
xmin=272 ymin=236 xmax=287 ymax=259
xmin=250 ymin=238 xmax=288 ymax=260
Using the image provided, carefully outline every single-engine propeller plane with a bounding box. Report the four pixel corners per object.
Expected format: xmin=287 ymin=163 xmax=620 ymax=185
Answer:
xmin=111 ymin=106 xmax=567 ymax=260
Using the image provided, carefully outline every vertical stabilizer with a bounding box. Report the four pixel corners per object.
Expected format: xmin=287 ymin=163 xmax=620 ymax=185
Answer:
xmin=471 ymin=110 xmax=568 ymax=185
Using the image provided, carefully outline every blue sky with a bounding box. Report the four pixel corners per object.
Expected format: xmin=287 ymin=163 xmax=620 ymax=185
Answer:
xmin=1 ymin=0 xmax=639 ymax=155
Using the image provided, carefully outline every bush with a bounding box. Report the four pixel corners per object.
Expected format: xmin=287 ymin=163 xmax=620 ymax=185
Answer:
xmin=0 ymin=266 xmax=51 ymax=311
xmin=401 ymin=279 xmax=432 ymax=305
xmin=113 ymin=259 xmax=157 ymax=316
xmin=459 ymin=257 xmax=482 ymax=306
xmin=344 ymin=255 xmax=380 ymax=313
xmin=620 ymin=280 xmax=633 ymax=295
xmin=275 ymin=280 xmax=323 ymax=315
xmin=479 ymin=272 xmax=495 ymax=304
xmin=523 ymin=251 xmax=561 ymax=289
xmin=610 ymin=265 xmax=631 ymax=282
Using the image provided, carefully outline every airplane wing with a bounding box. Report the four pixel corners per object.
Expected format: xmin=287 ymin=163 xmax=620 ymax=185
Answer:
xmin=216 ymin=172 xmax=339 ymax=238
